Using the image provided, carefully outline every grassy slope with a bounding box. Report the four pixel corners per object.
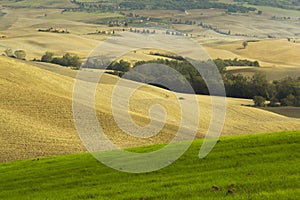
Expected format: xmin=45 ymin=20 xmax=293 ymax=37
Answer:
xmin=0 ymin=131 xmax=299 ymax=199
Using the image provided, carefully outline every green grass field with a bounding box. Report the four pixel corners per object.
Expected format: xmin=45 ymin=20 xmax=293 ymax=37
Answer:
xmin=0 ymin=131 xmax=299 ymax=199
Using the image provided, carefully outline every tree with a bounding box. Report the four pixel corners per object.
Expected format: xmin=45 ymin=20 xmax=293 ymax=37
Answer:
xmin=242 ymin=41 xmax=248 ymax=49
xmin=41 ymin=52 xmax=54 ymax=62
xmin=67 ymin=54 xmax=81 ymax=68
xmin=4 ymin=48 xmax=14 ymax=57
xmin=268 ymin=97 xmax=280 ymax=107
xmin=61 ymin=53 xmax=72 ymax=66
xmin=14 ymin=50 xmax=26 ymax=60
xmin=253 ymin=96 xmax=266 ymax=107
xmin=110 ymin=60 xmax=131 ymax=72
xmin=226 ymin=74 xmax=249 ymax=98
xmin=281 ymin=94 xmax=295 ymax=106
xmin=258 ymin=10 xmax=263 ymax=15
xmin=250 ymin=73 xmax=270 ymax=99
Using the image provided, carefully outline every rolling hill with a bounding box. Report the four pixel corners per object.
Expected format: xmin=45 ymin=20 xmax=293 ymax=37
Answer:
xmin=204 ymin=39 xmax=300 ymax=80
xmin=0 ymin=56 xmax=300 ymax=162
xmin=210 ymin=39 xmax=300 ymax=67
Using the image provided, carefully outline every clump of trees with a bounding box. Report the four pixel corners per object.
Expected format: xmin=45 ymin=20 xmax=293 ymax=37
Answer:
xmin=107 ymin=60 xmax=131 ymax=72
xmin=41 ymin=52 xmax=82 ymax=69
xmin=213 ymin=58 xmax=259 ymax=68
xmin=83 ymin=55 xmax=300 ymax=107
xmin=225 ymin=74 xmax=300 ymax=107
xmin=273 ymin=77 xmax=300 ymax=107
xmin=4 ymin=48 xmax=26 ymax=60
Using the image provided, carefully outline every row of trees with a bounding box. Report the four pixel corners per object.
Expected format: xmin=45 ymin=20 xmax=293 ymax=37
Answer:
xmin=198 ymin=22 xmax=231 ymax=36
xmin=72 ymin=0 xmax=256 ymax=13
xmin=213 ymin=58 xmax=259 ymax=68
xmin=40 ymin=52 xmax=82 ymax=69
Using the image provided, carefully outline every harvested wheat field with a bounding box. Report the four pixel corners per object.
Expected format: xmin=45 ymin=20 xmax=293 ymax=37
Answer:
xmin=204 ymin=39 xmax=300 ymax=80
xmin=1 ymin=56 xmax=300 ymax=162
xmin=0 ymin=7 xmax=115 ymax=60
xmin=210 ymin=39 xmax=300 ymax=67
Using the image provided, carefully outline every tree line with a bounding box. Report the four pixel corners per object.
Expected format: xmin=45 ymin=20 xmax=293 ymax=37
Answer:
xmin=72 ymin=0 xmax=256 ymax=13
xmin=214 ymin=58 xmax=259 ymax=68
xmin=40 ymin=52 xmax=82 ymax=69
xmin=84 ymin=56 xmax=299 ymax=107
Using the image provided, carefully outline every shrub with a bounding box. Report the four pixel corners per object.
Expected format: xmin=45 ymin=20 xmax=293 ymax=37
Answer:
xmin=108 ymin=60 xmax=131 ymax=72
xmin=4 ymin=48 xmax=14 ymax=57
xmin=41 ymin=52 xmax=54 ymax=62
xmin=268 ymin=98 xmax=281 ymax=107
xmin=243 ymin=41 xmax=248 ymax=49
xmin=253 ymin=96 xmax=266 ymax=107
xmin=14 ymin=50 xmax=26 ymax=60
xmin=281 ymin=94 xmax=295 ymax=106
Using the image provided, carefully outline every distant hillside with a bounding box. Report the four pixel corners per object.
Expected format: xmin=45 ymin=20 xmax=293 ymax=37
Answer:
xmin=73 ymin=0 xmax=256 ymax=13
xmin=234 ymin=0 xmax=300 ymax=10
xmin=0 ymin=0 xmax=77 ymax=8
xmin=205 ymin=39 xmax=300 ymax=80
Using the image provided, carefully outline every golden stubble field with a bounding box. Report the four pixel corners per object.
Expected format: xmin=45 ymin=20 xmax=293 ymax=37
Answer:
xmin=1 ymin=56 xmax=299 ymax=162
xmin=204 ymin=39 xmax=300 ymax=80
xmin=0 ymin=7 xmax=119 ymax=60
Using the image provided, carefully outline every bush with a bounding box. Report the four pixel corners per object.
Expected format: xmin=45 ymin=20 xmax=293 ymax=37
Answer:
xmin=4 ymin=48 xmax=14 ymax=57
xmin=268 ymin=98 xmax=280 ymax=107
xmin=14 ymin=50 xmax=26 ymax=60
xmin=41 ymin=52 xmax=54 ymax=62
xmin=108 ymin=60 xmax=131 ymax=72
xmin=253 ymin=96 xmax=266 ymax=107
xmin=281 ymin=94 xmax=295 ymax=106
